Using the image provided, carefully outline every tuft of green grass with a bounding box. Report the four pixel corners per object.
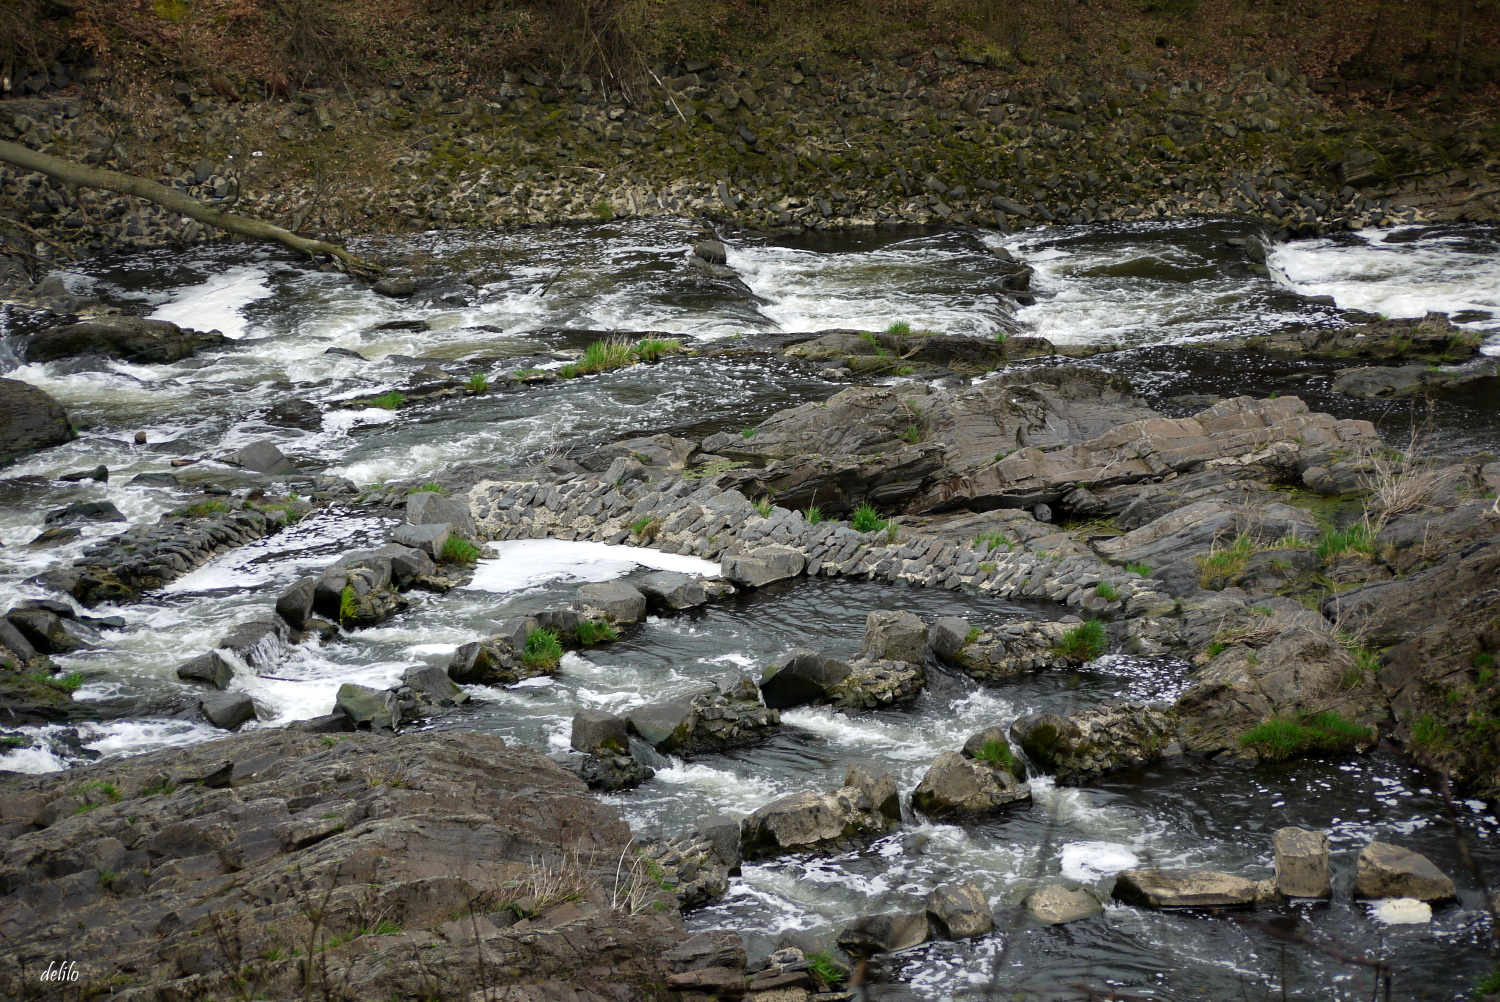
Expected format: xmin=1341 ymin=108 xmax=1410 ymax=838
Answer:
xmin=465 ymin=372 xmax=489 ymax=394
xmin=73 ymin=801 xmax=102 ymax=814
xmin=142 ymin=778 xmax=175 ymax=797
xmin=1197 ymin=533 xmax=1257 ymax=587
xmin=973 ymin=737 xmax=1017 ymax=773
xmin=892 ymin=365 xmax=914 ymax=376
xmin=975 ymin=530 xmax=1012 ymax=554
xmin=993 ymin=331 xmax=1010 ymax=345
xmin=1126 ymin=562 xmax=1152 ymax=577
xmin=522 ymin=628 xmax=564 ymax=671
xmin=1239 ymin=712 xmax=1372 ymax=761
xmin=1207 ymin=641 xmax=1229 ymax=658
xmin=901 ymin=424 xmax=922 ymax=443
xmin=179 ymin=499 xmax=229 ymax=518
xmin=373 ymin=920 xmax=402 ymax=936
xmin=803 ymin=505 xmax=825 ymax=525
xmin=575 ymin=620 xmax=619 ymax=646
xmin=575 ymin=337 xmax=636 ymax=375
xmin=339 ymin=584 xmax=358 ymax=623
xmin=753 ymin=498 xmax=774 ymax=518
xmin=807 ymin=950 xmax=847 ymax=987
xmin=964 ymin=625 xmax=982 ymax=645
xmin=97 ymin=867 xmax=118 ymax=883
xmin=370 ymin=391 xmax=405 ymax=410
xmin=30 ymin=671 xmax=85 ymax=692
xmin=851 ymin=501 xmax=886 ymax=533
xmin=1054 ymin=620 xmax=1107 ymax=661
xmin=78 ymin=780 xmax=120 ymax=802
xmin=440 ymin=536 xmax=480 ymax=564
xmin=409 ymin=482 xmax=448 ymax=496
xmin=631 ymin=515 xmax=663 ymax=540
xmin=741 ymin=426 xmax=757 ymax=438
xmin=1475 ymin=967 xmax=1500 ymax=998
xmin=634 ymin=337 xmax=682 ymax=362
xmin=1316 ymin=521 xmax=1375 ymax=560
xmin=885 ymin=321 xmax=912 ymax=335
xmin=559 ymin=363 xmax=580 ymax=378
xmin=594 ymin=199 xmax=615 ymax=221
xmin=1095 ymin=581 xmax=1121 ymax=602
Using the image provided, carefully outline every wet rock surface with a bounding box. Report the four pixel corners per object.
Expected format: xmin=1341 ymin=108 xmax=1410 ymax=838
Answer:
xmin=0 ymin=377 xmax=75 ymax=464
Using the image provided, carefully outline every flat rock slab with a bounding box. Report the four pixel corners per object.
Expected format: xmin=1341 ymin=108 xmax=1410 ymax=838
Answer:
xmin=722 ymin=544 xmax=805 ymax=587
xmin=1113 ymin=868 xmax=1258 ymax=908
xmin=1026 ymin=883 xmax=1103 ymax=924
xmin=1353 ymin=841 xmax=1456 ymax=901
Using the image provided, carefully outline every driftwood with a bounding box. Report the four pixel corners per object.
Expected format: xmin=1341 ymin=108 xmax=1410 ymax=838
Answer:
xmin=0 ymin=139 xmax=382 ymax=275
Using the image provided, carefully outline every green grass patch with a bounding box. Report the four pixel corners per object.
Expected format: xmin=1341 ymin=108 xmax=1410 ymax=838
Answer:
xmin=408 ymin=482 xmax=448 ymax=495
xmin=634 ymin=337 xmax=682 ymax=362
xmin=373 ymin=920 xmax=402 ymax=935
xmin=1475 ymin=967 xmax=1500 ymax=998
xmin=73 ymin=801 xmax=102 ymax=814
xmin=972 ymin=737 xmax=1017 ymax=772
xmin=522 ymin=628 xmax=564 ymax=671
xmin=339 ymin=584 xmax=358 ymax=623
xmin=851 ymin=501 xmax=886 ymax=533
xmin=370 ymin=391 xmax=406 ymax=410
xmin=465 ymin=372 xmax=489 ymax=393
xmin=142 ymin=778 xmax=175 ymax=797
xmin=754 ymin=498 xmax=774 ymax=518
xmin=1197 ymin=533 xmax=1257 ymax=587
xmin=1126 ymin=562 xmax=1152 ymax=577
xmin=885 ymin=321 xmax=912 ymax=335
xmin=1316 ymin=521 xmax=1375 ymax=560
xmin=574 ymin=337 xmax=636 ymax=375
xmin=1239 ymin=712 xmax=1372 ymax=761
xmin=559 ymin=363 xmax=580 ymax=378
xmin=575 ymin=620 xmax=619 ymax=646
xmin=631 ymin=515 xmax=663 ymax=540
xmin=803 ymin=505 xmax=825 ymax=525
xmin=741 ymin=426 xmax=757 ymax=438
xmin=440 ymin=536 xmax=481 ymax=564
xmin=178 ymin=499 xmax=229 ymax=518
xmin=974 ymin=530 xmax=1011 ymax=554
xmin=901 ymin=424 xmax=922 ymax=443
xmin=78 ymin=780 xmax=120 ymax=802
xmin=1095 ymin=581 xmax=1121 ymax=602
xmin=964 ymin=624 xmax=982 ymax=645
xmin=807 ymin=950 xmax=847 ymax=987
xmin=1054 ymin=620 xmax=1107 ymax=661
xmin=29 ymin=671 xmax=85 ymax=692
xmin=1411 ymin=714 xmax=1451 ymax=752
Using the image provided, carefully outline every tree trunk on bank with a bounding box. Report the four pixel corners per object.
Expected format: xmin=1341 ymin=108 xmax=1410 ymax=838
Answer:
xmin=0 ymin=139 xmax=382 ymax=276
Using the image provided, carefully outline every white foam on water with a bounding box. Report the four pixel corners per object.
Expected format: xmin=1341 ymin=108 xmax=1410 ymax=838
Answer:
xmin=147 ymin=265 xmax=273 ymax=338
xmin=465 ymin=538 xmax=720 ymax=592
xmin=1268 ymin=227 xmax=1500 ymax=336
xmin=0 ymin=741 xmax=77 ymax=774
xmin=86 ymin=719 xmax=226 ymax=760
xmin=320 ymin=407 xmax=396 ymax=433
xmin=1368 ymin=897 xmax=1432 ymax=925
xmin=652 ymin=760 xmax=785 ymax=813
xmin=1059 ymin=841 xmax=1141 ymax=882
xmin=161 ymin=512 xmax=380 ymax=594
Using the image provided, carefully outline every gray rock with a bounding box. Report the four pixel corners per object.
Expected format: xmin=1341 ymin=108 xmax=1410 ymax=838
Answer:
xmin=693 ymin=239 xmax=728 ymax=265
xmin=741 ymin=778 xmax=896 ymax=860
xmin=8 ymin=608 xmax=97 ymax=653
xmin=275 ymin=576 xmax=316 ymax=630
xmin=697 ymin=815 xmax=743 ymax=873
xmin=393 ymin=521 xmax=450 ymax=557
xmin=0 ymin=618 xmax=38 ymax=663
xmin=199 ymin=691 xmax=256 ymax=730
xmin=1274 ymin=827 xmax=1331 ymax=898
xmin=0 ymin=377 xmax=75 ymax=464
xmin=373 ymin=276 xmax=416 ymax=297
xmin=925 ymin=881 xmax=994 ymax=939
xmin=759 ymin=649 xmax=852 ymax=709
xmin=835 ymin=912 xmax=930 ymax=956
xmin=824 ymin=656 xmax=926 ymax=708
xmin=910 ymin=751 xmax=1029 ymax=816
xmin=1011 ymin=703 xmax=1177 ymax=784
xmin=663 ymin=929 xmax=746 ymax=972
xmin=628 ymin=680 xmax=779 ymax=756
xmin=1113 ymin=869 xmax=1258 ymax=908
xmin=291 ymin=712 xmax=354 ymax=733
xmin=1025 ymin=883 xmax=1102 ymax=924
xmin=862 ymin=609 xmax=927 ymax=663
xmin=843 ymin=762 xmax=901 ymax=820
xmin=176 ymin=651 xmax=233 ymax=690
xmin=446 ymin=633 xmax=532 ymax=685
xmin=722 ymin=544 xmax=806 ymax=587
xmin=638 ymin=570 xmax=710 ymax=610
xmin=628 ymin=696 xmax=699 ymax=752
xmin=1352 ymin=842 xmax=1456 ymax=901
xmin=572 ymin=709 xmax=631 ymax=755
xmin=228 ymin=439 xmax=294 ymax=475
xmin=575 ymin=580 xmax=647 ymax=623
xmin=928 ymin=616 xmax=971 ymax=663
xmin=956 ymin=620 xmax=1074 ymax=678
xmin=130 ymin=472 xmax=180 ymax=486
xmin=334 ymin=683 xmax=399 ymax=731
xmin=24 ymin=316 xmax=226 ymax=364
xmin=637 ymin=829 xmax=732 ymax=910
xmin=406 ymin=490 xmax=475 ymax=538
xmin=401 ymin=664 xmax=466 ymax=707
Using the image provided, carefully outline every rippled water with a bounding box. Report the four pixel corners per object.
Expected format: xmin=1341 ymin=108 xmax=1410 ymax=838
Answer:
xmin=4 ymin=218 xmax=1500 ymax=1000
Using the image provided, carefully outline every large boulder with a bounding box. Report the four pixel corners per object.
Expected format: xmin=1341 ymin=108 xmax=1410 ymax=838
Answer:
xmin=824 ymin=657 xmax=926 ymax=708
xmin=199 ymin=690 xmax=256 ymax=730
xmin=637 ymin=570 xmax=710 ymax=610
xmin=571 ymin=709 xmax=631 ymax=755
xmin=1113 ymin=869 xmax=1259 ymax=908
xmin=862 ymin=609 xmax=927 ymax=663
xmin=956 ymin=620 xmax=1076 ymax=678
xmin=1274 ymin=827 xmax=1331 ymax=899
xmin=910 ymin=751 xmax=1029 ymax=816
xmin=575 ymin=580 xmax=647 ymax=623
xmin=759 ymin=649 xmax=852 ymax=709
xmin=334 ymin=683 xmax=400 ymax=731
xmin=1352 ymin=842 xmax=1456 ymax=901
xmin=274 ymin=576 xmax=316 ymax=630
xmin=925 ymin=881 xmax=994 ymax=939
xmin=628 ymin=678 xmax=779 ymax=756
xmin=399 ymin=664 xmax=467 ymax=712
xmin=446 ymin=626 xmax=551 ymax=686
xmin=928 ymin=616 xmax=972 ymax=663
xmin=722 ymin=544 xmax=806 ymax=587
xmin=24 ymin=316 xmax=226 ymax=364
xmin=835 ymin=912 xmax=930 ymax=956
xmin=1025 ymin=883 xmax=1103 ymax=924
xmin=0 ymin=377 xmax=74 ymax=464
xmin=1011 ymin=703 xmax=1178 ymax=784
xmin=7 ymin=608 xmax=96 ymax=654
xmin=176 ymin=650 xmax=234 ymax=690
xmin=741 ymin=764 xmax=900 ymax=859
xmin=226 ymin=439 xmax=294 ymax=475
xmin=406 ymin=489 xmax=476 ymax=538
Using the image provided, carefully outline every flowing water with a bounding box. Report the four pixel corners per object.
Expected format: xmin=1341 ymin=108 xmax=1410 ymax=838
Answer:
xmin=3 ymin=218 xmax=1500 ymax=999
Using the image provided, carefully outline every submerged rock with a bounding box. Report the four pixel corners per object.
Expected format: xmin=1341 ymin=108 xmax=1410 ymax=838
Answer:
xmin=835 ymin=911 xmax=931 ymax=956
xmin=1113 ymin=869 xmax=1259 ymax=909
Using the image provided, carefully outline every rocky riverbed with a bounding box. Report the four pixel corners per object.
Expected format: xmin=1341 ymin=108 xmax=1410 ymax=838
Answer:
xmin=2 ymin=194 xmax=1500 ymax=1001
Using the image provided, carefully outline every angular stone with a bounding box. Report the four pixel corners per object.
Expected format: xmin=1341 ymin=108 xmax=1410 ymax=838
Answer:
xmin=176 ymin=651 xmax=233 ymax=690
xmin=1274 ymin=827 xmax=1331 ymax=898
xmin=1113 ymin=869 xmax=1258 ymax=908
xmin=1352 ymin=842 xmax=1456 ymax=901
xmin=1012 ymin=703 xmax=1177 ymax=784
xmin=1025 ymin=883 xmax=1102 ymax=924
xmin=199 ymin=691 xmax=255 ymax=730
xmin=275 ymin=576 xmax=316 ymax=630
xmin=925 ymin=881 xmax=994 ymax=939
xmin=401 ymin=665 xmax=465 ymax=706
xmin=759 ymin=649 xmax=851 ymax=709
xmin=698 ymin=815 xmax=742 ymax=872
xmin=928 ymin=616 xmax=971 ymax=664
xmin=575 ymin=580 xmax=647 ymax=623
xmin=0 ymin=618 xmax=38 ymax=663
xmin=572 ymin=709 xmax=630 ymax=755
xmin=862 ymin=609 xmax=927 ymax=663
xmin=291 ymin=713 xmax=354 ymax=733
xmin=910 ymin=751 xmax=1029 ymax=816
xmin=835 ymin=912 xmax=930 ymax=956
xmin=665 ymin=967 xmax=744 ymax=993
xmin=637 ymin=570 xmax=709 ymax=610
xmin=628 ymin=696 xmax=698 ymax=752
xmin=843 ymin=762 xmax=901 ymax=820
xmin=334 ymin=683 xmax=399 ymax=731
xmin=0 ymin=376 xmax=74 ymax=463
xmin=392 ymin=522 xmax=450 ymax=558
xmin=406 ymin=490 xmax=475 ymax=538
xmin=722 ymin=544 xmax=805 ymax=587
xmin=228 ymin=439 xmax=294 ymax=475
xmin=824 ymin=656 xmax=926 ymax=708
xmin=8 ymin=608 xmax=95 ymax=653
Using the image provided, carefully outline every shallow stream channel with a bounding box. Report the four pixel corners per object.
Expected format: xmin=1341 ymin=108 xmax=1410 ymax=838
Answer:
xmin=4 ymin=218 xmax=1500 ymax=999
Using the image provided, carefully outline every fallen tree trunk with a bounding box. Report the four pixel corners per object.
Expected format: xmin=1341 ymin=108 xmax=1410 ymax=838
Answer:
xmin=0 ymin=139 xmax=383 ymax=276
